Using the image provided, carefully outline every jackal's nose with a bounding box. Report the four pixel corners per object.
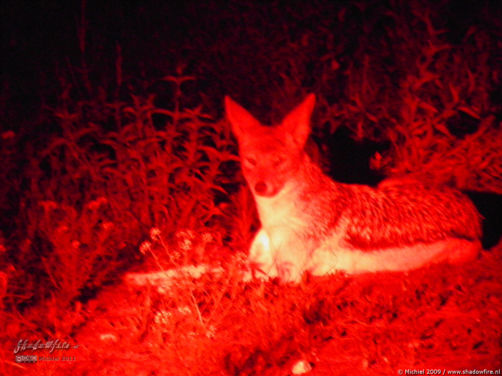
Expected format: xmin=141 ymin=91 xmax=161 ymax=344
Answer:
xmin=254 ymin=181 xmax=267 ymax=195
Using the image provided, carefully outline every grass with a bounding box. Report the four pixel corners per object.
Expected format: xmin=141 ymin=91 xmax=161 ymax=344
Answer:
xmin=3 ymin=243 xmax=500 ymax=375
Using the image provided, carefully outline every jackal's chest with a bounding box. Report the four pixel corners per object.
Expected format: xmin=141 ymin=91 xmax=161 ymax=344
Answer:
xmin=255 ymin=194 xmax=308 ymax=231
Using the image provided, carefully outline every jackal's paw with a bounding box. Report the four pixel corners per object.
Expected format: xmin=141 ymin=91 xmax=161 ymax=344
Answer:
xmin=275 ymin=262 xmax=303 ymax=283
xmin=248 ymin=259 xmax=278 ymax=280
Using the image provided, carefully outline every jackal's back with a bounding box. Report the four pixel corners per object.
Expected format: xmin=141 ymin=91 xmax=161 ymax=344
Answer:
xmin=336 ymin=181 xmax=482 ymax=250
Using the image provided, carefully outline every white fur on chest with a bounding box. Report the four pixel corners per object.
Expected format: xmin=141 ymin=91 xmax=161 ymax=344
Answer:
xmin=254 ymin=182 xmax=307 ymax=230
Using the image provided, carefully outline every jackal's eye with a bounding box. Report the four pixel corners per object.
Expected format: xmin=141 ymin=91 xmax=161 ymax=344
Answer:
xmin=244 ymin=156 xmax=257 ymax=167
xmin=272 ymin=156 xmax=284 ymax=167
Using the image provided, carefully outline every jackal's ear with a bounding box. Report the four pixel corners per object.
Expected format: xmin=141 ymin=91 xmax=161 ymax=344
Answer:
xmin=224 ymin=96 xmax=262 ymax=141
xmin=281 ymin=93 xmax=316 ymax=148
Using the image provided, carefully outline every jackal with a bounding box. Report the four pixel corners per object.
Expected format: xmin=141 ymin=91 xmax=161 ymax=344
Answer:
xmin=225 ymin=94 xmax=482 ymax=283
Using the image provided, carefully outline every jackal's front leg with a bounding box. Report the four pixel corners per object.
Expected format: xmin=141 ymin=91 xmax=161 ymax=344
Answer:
xmin=248 ymin=228 xmax=278 ymax=279
xmin=249 ymin=228 xmax=311 ymax=282
xmin=273 ymin=234 xmax=313 ymax=283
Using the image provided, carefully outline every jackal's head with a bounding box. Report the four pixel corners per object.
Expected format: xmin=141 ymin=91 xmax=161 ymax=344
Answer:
xmin=225 ymin=94 xmax=316 ymax=198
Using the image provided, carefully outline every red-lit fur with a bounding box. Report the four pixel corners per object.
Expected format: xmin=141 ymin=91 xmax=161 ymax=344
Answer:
xmin=225 ymin=94 xmax=482 ymax=282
